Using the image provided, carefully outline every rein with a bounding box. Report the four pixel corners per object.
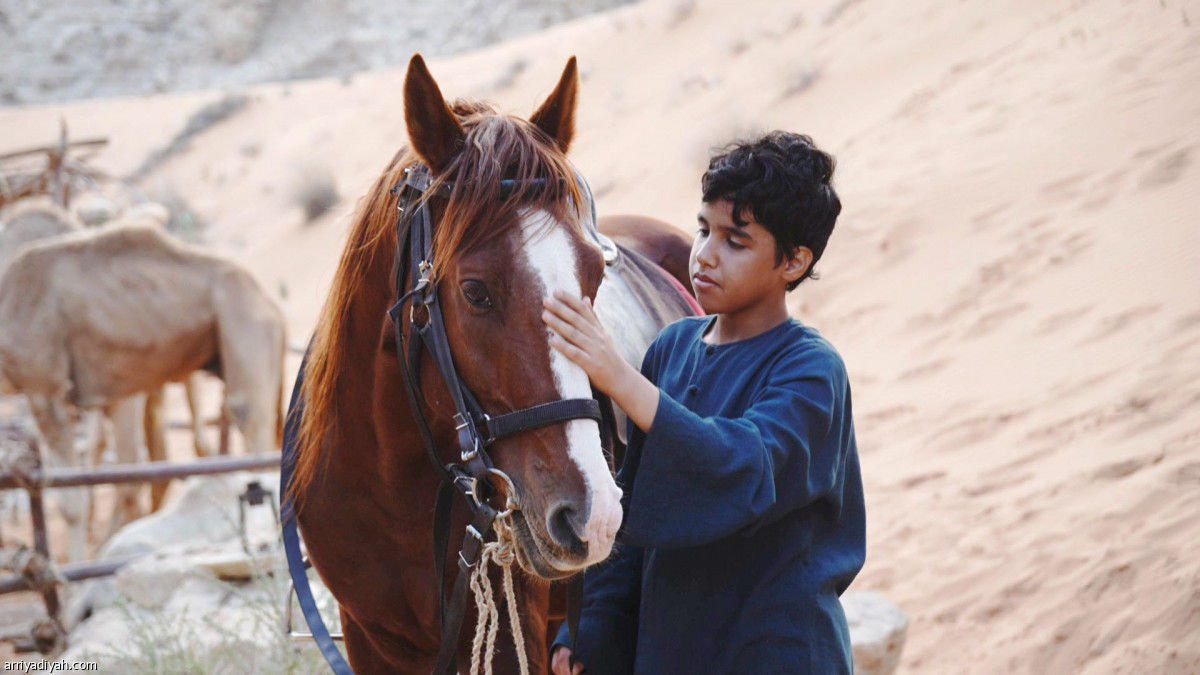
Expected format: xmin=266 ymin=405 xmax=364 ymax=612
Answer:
xmin=283 ymin=163 xmax=603 ymax=674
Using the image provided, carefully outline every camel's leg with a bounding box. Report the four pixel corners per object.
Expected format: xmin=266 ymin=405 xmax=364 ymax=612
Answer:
xmin=104 ymin=395 xmax=145 ymax=540
xmin=142 ymin=388 xmax=170 ymax=510
xmin=224 ymin=383 xmax=277 ymax=455
xmin=27 ymin=394 xmax=89 ymax=563
xmin=184 ymin=373 xmax=215 ymax=458
xmin=214 ymin=269 xmax=286 ymax=455
xmin=76 ymin=409 xmax=105 ymax=529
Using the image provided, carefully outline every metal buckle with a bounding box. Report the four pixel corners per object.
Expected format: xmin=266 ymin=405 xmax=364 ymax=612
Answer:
xmin=456 ymin=475 xmax=479 ymax=504
xmin=478 ymin=413 xmax=495 ymax=445
xmin=455 ymin=413 xmax=481 ymax=462
xmin=486 ymin=468 xmax=520 ymax=517
xmin=461 ymin=439 xmax=479 ymax=463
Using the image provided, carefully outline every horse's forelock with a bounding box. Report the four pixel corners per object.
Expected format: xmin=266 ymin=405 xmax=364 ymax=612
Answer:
xmin=429 ymin=111 xmax=585 ymax=276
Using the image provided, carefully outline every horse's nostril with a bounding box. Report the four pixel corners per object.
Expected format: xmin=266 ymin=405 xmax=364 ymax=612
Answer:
xmin=547 ymin=502 xmax=588 ymax=554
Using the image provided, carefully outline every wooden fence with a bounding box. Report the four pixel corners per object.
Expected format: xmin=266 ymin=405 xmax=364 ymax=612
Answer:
xmin=0 ymin=426 xmax=280 ymax=656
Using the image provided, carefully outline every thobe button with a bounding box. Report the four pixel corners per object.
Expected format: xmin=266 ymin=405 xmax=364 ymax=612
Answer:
xmin=686 ymin=385 xmax=699 ymax=396
xmin=704 ymin=345 xmax=715 ymax=355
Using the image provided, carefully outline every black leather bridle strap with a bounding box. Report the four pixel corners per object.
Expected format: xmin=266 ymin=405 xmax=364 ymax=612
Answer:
xmin=567 ymin=574 xmax=584 ymax=670
xmin=481 ymin=399 xmax=602 ymax=443
xmin=433 ymin=501 xmax=499 ymax=675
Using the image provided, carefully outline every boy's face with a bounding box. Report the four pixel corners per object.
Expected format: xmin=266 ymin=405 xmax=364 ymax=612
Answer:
xmin=690 ymin=200 xmax=811 ymax=315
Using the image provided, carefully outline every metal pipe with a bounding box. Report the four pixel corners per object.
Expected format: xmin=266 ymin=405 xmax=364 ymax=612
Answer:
xmin=0 ymin=453 xmax=280 ymax=490
xmin=0 ymin=555 xmax=142 ymax=595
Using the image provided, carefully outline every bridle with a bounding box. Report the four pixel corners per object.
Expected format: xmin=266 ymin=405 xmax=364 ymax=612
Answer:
xmin=388 ymin=163 xmax=605 ymax=500
xmin=388 ymin=163 xmax=608 ymax=675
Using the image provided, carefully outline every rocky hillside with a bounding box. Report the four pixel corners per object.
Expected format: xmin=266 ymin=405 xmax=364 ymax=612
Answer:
xmin=0 ymin=0 xmax=636 ymax=103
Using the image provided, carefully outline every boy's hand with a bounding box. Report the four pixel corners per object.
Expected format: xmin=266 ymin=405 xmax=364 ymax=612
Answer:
xmin=542 ymin=289 xmax=661 ymax=433
xmin=551 ymin=645 xmax=585 ymax=674
xmin=542 ymin=290 xmax=630 ymax=397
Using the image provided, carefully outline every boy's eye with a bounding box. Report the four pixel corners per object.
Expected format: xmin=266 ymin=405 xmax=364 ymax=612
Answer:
xmin=697 ymin=227 xmax=709 ymax=237
xmin=727 ymin=240 xmax=746 ymax=250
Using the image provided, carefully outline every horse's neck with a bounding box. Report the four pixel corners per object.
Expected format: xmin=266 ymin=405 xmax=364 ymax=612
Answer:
xmin=323 ymin=251 xmax=447 ymax=504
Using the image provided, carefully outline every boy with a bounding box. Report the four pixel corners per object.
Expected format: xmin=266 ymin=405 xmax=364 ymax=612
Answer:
xmin=542 ymin=131 xmax=865 ymax=674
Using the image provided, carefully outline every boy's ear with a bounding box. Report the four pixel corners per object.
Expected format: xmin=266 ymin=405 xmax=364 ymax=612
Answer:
xmin=782 ymin=246 xmax=813 ymax=285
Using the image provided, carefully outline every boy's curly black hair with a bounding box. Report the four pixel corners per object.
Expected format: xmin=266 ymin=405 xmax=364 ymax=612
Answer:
xmin=701 ymin=131 xmax=841 ymax=290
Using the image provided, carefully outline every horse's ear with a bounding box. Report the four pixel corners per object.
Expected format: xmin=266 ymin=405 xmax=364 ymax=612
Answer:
xmin=530 ymin=57 xmax=578 ymax=153
xmin=404 ymin=54 xmax=465 ymax=174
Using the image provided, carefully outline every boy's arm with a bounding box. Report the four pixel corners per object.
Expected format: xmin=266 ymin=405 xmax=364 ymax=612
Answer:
xmin=625 ymin=356 xmax=849 ymax=548
xmin=550 ymin=541 xmax=644 ymax=674
xmin=544 ymin=291 xmax=852 ymax=549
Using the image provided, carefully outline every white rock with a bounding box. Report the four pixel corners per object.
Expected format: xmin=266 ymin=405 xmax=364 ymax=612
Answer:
xmin=844 ymin=590 xmax=908 ymax=675
xmin=63 ymin=471 xmax=281 ymax=626
xmin=112 ymin=552 xmax=218 ymax=610
xmin=71 ymin=195 xmax=118 ymax=227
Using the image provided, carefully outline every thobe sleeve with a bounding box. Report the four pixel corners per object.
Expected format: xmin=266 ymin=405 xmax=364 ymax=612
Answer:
xmin=622 ymin=348 xmax=849 ymax=550
xmin=551 ymin=541 xmax=643 ymax=675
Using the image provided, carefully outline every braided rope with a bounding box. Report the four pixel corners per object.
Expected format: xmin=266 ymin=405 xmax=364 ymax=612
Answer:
xmin=469 ymin=514 xmax=529 ymax=675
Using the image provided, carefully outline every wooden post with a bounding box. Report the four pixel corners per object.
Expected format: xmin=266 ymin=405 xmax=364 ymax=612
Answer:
xmin=20 ymin=439 xmax=62 ymax=629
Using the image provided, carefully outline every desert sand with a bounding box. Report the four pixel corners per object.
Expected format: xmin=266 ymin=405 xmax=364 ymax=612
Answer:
xmin=1 ymin=0 xmax=1198 ymax=672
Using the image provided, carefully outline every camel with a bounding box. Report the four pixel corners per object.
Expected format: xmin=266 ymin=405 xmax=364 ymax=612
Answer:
xmin=0 ymin=212 xmax=286 ymax=561
xmin=0 ymin=201 xmax=217 ymax=540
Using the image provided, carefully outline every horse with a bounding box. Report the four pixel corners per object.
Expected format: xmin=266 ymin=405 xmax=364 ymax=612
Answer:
xmin=288 ymin=54 xmax=697 ymax=673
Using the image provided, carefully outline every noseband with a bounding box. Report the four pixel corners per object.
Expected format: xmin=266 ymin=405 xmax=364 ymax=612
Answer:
xmin=387 ymin=164 xmax=607 ymax=675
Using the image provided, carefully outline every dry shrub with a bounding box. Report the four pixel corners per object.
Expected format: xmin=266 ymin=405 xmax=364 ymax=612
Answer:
xmin=292 ymin=163 xmax=339 ymax=224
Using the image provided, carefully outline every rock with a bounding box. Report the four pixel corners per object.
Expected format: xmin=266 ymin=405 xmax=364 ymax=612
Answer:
xmin=71 ymin=195 xmax=119 ymax=227
xmin=63 ymin=471 xmax=281 ymax=626
xmin=121 ymin=202 xmax=172 ymax=227
xmin=60 ymin=551 xmax=328 ymax=671
xmin=189 ymin=541 xmax=281 ymax=580
xmin=112 ymin=552 xmax=219 ymax=610
xmin=58 ymin=470 xmax=329 ymax=671
xmin=1 ymin=0 xmax=641 ymax=104
xmin=844 ymin=590 xmax=908 ymax=675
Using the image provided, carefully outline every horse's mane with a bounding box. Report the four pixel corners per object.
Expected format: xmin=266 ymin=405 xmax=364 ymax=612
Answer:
xmin=291 ymin=99 xmax=585 ymax=506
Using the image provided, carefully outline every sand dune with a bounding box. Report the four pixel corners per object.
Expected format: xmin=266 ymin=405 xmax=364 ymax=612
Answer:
xmin=1 ymin=0 xmax=1197 ymax=671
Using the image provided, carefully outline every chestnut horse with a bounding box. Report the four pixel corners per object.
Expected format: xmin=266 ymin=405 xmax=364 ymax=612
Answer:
xmin=289 ymin=55 xmax=695 ymax=673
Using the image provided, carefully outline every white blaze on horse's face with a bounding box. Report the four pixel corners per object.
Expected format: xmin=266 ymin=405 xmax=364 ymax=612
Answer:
xmin=519 ymin=209 xmax=623 ymax=565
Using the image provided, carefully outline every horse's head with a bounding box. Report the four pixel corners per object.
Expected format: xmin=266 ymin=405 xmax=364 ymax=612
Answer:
xmin=403 ymin=55 xmax=621 ymax=579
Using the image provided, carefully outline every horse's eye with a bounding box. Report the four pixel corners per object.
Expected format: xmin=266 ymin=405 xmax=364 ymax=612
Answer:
xmin=461 ymin=280 xmax=493 ymax=310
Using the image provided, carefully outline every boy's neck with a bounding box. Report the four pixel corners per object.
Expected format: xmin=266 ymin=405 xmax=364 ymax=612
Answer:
xmin=703 ymin=293 xmax=792 ymax=345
